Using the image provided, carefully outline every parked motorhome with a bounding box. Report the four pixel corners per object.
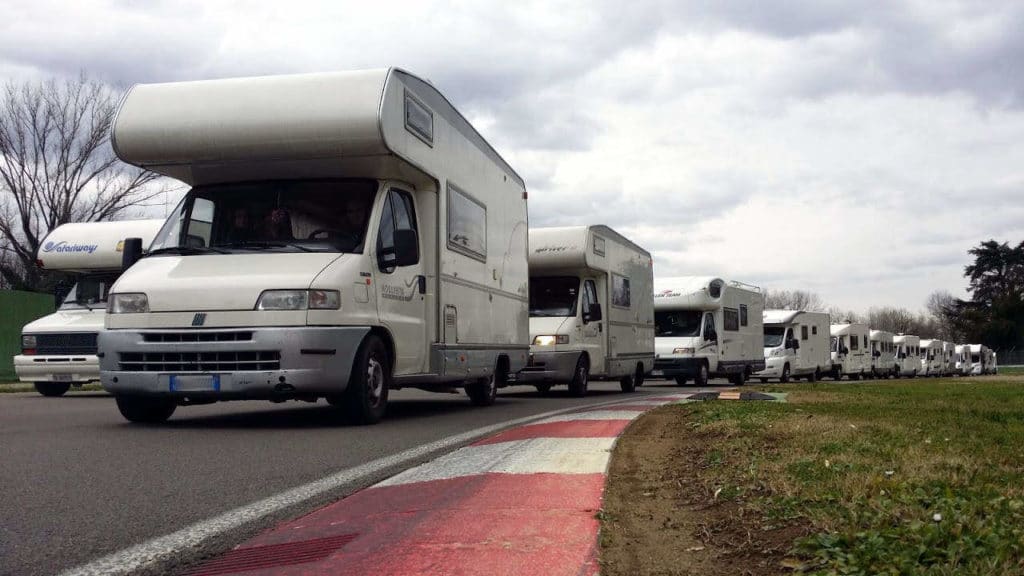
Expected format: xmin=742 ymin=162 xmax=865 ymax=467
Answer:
xmin=991 ymin=351 xmax=998 ymax=374
xmin=653 ymin=277 xmax=765 ymax=386
xmin=869 ymin=329 xmax=897 ymax=378
xmin=919 ymin=339 xmax=944 ymax=377
xmin=15 ymin=220 xmax=164 ymax=396
xmin=986 ymin=349 xmax=998 ymax=374
xmin=894 ymin=334 xmax=921 ymax=377
xmin=754 ymin=310 xmax=830 ymax=383
xmin=830 ymin=323 xmax=871 ymax=380
xmin=100 ymin=69 xmax=530 ymax=424
xmin=519 ymin=226 xmax=654 ymax=396
xmin=941 ymin=341 xmax=957 ymax=376
xmin=954 ymin=344 xmax=972 ymax=375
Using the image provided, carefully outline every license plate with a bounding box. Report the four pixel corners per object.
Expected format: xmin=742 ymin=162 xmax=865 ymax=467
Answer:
xmin=53 ymin=374 xmax=73 ymax=382
xmin=169 ymin=374 xmax=220 ymax=392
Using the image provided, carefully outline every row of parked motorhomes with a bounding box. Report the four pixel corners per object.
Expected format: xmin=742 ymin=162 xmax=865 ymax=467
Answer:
xmin=12 ymin=69 xmax=1001 ymax=424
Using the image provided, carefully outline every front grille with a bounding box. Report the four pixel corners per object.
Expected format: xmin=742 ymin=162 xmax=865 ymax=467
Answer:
xmin=142 ymin=331 xmax=253 ymax=343
xmin=118 ymin=351 xmax=280 ymax=372
xmin=36 ymin=333 xmax=98 ymax=355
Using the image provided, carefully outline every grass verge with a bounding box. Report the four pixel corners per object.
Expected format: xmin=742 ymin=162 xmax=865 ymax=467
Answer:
xmin=600 ymin=376 xmax=1024 ymax=575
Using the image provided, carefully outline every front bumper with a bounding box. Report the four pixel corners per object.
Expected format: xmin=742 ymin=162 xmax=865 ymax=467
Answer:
xmin=14 ymin=355 xmax=99 ymax=383
xmin=651 ymin=356 xmax=701 ymax=377
xmin=753 ymin=356 xmax=785 ymax=378
xmin=516 ymin=350 xmax=581 ymax=383
xmin=99 ymin=326 xmax=370 ymax=398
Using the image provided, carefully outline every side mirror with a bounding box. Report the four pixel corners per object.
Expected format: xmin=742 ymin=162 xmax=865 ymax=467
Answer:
xmin=874 ymin=350 xmax=881 ymax=358
xmin=393 ymin=229 xmax=419 ymax=267
xmin=583 ymin=303 xmax=602 ymax=323
xmin=122 ymin=237 xmax=144 ymax=270
xmin=791 ymin=339 xmax=800 ymax=350
xmin=705 ymin=330 xmax=717 ymax=343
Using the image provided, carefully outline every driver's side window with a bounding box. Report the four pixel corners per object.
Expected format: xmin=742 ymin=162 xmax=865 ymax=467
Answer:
xmin=376 ymin=189 xmax=419 ymax=273
xmin=582 ymin=280 xmax=597 ymax=314
xmin=703 ymin=313 xmax=716 ymax=341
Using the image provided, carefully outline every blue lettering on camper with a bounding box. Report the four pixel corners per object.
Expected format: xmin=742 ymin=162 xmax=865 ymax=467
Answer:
xmin=42 ymin=241 xmax=99 ymax=254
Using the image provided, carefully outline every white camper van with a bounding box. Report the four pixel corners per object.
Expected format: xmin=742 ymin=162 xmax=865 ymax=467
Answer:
xmin=894 ymin=334 xmax=921 ymax=377
xmin=653 ymin=277 xmax=765 ymax=386
xmin=869 ymin=329 xmax=897 ymax=378
xmin=991 ymin=351 xmax=998 ymax=374
xmin=99 ymin=69 xmax=530 ymax=424
xmin=829 ymin=323 xmax=871 ymax=380
xmin=941 ymin=341 xmax=957 ymax=376
xmin=919 ymin=339 xmax=944 ymax=377
xmin=520 ymin=226 xmax=654 ymax=396
xmin=15 ymin=220 xmax=164 ymax=396
xmin=755 ymin=310 xmax=830 ymax=383
xmin=954 ymin=344 xmax=972 ymax=375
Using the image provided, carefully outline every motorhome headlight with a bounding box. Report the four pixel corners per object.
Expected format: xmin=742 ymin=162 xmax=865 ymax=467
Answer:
xmin=533 ymin=335 xmax=569 ymax=346
xmin=21 ymin=334 xmax=37 ymax=354
xmin=108 ymin=293 xmax=149 ymax=314
xmin=256 ymin=290 xmax=341 ymax=311
xmin=672 ymin=347 xmax=695 ymax=355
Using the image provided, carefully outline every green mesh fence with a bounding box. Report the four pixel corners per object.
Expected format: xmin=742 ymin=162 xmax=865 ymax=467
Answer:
xmin=0 ymin=290 xmax=55 ymax=380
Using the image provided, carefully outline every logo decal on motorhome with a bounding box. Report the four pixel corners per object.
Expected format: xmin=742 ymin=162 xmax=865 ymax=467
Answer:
xmin=382 ymin=278 xmax=419 ymax=302
xmin=192 ymin=313 xmax=207 ymax=326
xmin=41 ymin=241 xmax=99 ymax=254
xmin=655 ymin=289 xmax=681 ymax=298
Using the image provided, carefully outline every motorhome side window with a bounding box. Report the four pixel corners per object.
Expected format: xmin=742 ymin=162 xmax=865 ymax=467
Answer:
xmin=723 ymin=308 xmax=739 ymax=331
xmin=149 ymin=179 xmax=377 ymax=254
xmin=611 ymin=274 xmax=630 ymax=308
xmin=739 ymin=304 xmax=748 ymax=326
xmin=801 ymin=326 xmax=809 ymax=340
xmin=850 ymin=336 xmax=859 ymax=351
xmin=447 ymin=184 xmax=486 ymax=260
xmin=377 ymin=189 xmax=419 ymax=273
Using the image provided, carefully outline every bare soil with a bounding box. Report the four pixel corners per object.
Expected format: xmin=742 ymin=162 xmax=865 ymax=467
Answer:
xmin=599 ymin=405 xmax=808 ymax=576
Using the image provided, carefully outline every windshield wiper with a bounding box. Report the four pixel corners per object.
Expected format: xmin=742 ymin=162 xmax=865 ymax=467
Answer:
xmin=218 ymin=241 xmax=315 ymax=253
xmin=147 ymin=246 xmax=228 ymax=256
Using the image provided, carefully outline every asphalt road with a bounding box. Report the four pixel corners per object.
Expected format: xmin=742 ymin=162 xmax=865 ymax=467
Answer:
xmin=0 ymin=379 xmax=718 ymax=576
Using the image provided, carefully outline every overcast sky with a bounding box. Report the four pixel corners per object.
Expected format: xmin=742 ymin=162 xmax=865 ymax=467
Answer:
xmin=2 ymin=0 xmax=1022 ymax=311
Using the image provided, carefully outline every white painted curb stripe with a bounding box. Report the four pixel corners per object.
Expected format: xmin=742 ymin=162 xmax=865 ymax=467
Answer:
xmin=535 ymin=409 xmax=646 ymax=423
xmin=59 ymin=396 xmax=650 ymax=576
xmin=377 ymin=437 xmax=617 ymax=486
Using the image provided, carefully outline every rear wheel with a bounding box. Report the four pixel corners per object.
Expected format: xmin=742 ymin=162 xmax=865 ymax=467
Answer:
xmin=759 ymin=378 xmax=768 ymax=384
xmin=467 ymin=361 xmax=505 ymax=407
xmin=35 ymin=382 xmax=71 ymax=397
xmin=729 ymin=369 xmax=746 ymax=386
xmin=568 ymin=356 xmax=590 ymax=397
xmin=619 ymin=374 xmax=636 ymax=393
xmin=809 ymin=368 xmax=820 ymax=382
xmin=780 ymin=364 xmax=791 ymax=383
xmin=336 ymin=335 xmax=389 ymax=424
xmin=674 ymin=376 xmax=688 ymax=386
xmin=115 ymin=396 xmax=177 ymax=423
xmin=633 ymin=364 xmax=645 ymax=388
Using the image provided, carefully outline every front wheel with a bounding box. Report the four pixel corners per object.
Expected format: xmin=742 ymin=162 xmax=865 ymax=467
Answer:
xmin=115 ymin=396 xmax=177 ymax=423
xmin=694 ymin=362 xmax=710 ymax=387
xmin=780 ymin=364 xmax=791 ymax=384
xmin=568 ymin=356 xmax=590 ymax=397
xmin=336 ymin=335 xmax=389 ymax=424
xmin=35 ymin=382 xmax=71 ymax=397
xmin=809 ymin=368 xmax=820 ymax=382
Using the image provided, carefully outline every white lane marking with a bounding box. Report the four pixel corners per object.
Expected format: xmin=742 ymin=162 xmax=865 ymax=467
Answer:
xmin=59 ymin=396 xmax=653 ymax=576
xmin=377 ymin=437 xmax=617 ymax=486
xmin=535 ymin=410 xmax=646 ymax=423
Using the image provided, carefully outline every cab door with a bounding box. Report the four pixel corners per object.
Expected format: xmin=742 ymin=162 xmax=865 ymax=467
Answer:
xmin=374 ymin=187 xmax=427 ymax=375
xmin=702 ymin=312 xmax=720 ymax=370
xmin=579 ymin=278 xmax=607 ymax=375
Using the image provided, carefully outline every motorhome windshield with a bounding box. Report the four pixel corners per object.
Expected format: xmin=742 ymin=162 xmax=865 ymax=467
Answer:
xmin=654 ymin=310 xmax=702 ymax=337
xmin=764 ymin=326 xmax=786 ymax=347
xmin=149 ymin=179 xmax=377 ymax=255
xmin=60 ymin=273 xmax=120 ymax=310
xmin=529 ymin=277 xmax=579 ymax=317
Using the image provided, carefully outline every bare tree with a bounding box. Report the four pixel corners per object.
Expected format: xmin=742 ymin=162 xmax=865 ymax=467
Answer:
xmin=0 ymin=75 xmax=162 ymax=291
xmin=827 ymin=305 xmax=863 ymax=324
xmin=763 ymin=289 xmax=826 ymax=311
xmin=924 ymin=290 xmax=958 ymax=340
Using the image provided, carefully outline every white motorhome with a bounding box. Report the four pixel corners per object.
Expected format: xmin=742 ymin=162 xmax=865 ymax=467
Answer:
xmin=869 ymin=329 xmax=897 ymax=378
xmin=829 ymin=323 xmax=871 ymax=380
xmin=967 ymin=344 xmax=986 ymax=375
xmin=954 ymin=344 xmax=972 ymax=376
xmin=893 ymin=334 xmax=921 ymax=377
xmin=99 ymin=69 xmax=530 ymax=424
xmin=919 ymin=339 xmax=944 ymax=377
xmin=941 ymin=341 xmax=957 ymax=376
xmin=519 ymin=226 xmax=654 ymax=396
xmin=755 ymin=310 xmax=830 ymax=383
xmin=991 ymin=351 xmax=998 ymax=374
xmin=14 ymin=220 xmax=163 ymax=396
xmin=652 ymin=277 xmax=765 ymax=386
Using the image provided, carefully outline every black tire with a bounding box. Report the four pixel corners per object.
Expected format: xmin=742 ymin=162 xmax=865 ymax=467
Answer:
xmin=832 ymin=367 xmax=843 ymax=381
xmin=759 ymin=378 xmax=768 ymax=384
xmin=674 ymin=376 xmax=688 ymax=386
xmin=780 ymin=364 xmax=791 ymax=384
xmin=115 ymin=395 xmax=177 ymax=423
xmin=568 ymin=356 xmax=590 ymax=397
xmin=634 ymin=364 xmax=645 ymax=388
xmin=35 ymin=382 xmax=71 ymax=397
xmin=338 ymin=335 xmax=390 ymax=424
xmin=619 ymin=374 xmax=635 ymax=393
xmin=810 ymin=368 xmax=820 ymax=382
xmin=694 ymin=361 xmax=709 ymax=387
xmin=729 ymin=369 xmax=746 ymax=386
xmin=850 ymin=373 xmax=861 ymax=381
xmin=467 ymin=360 xmax=506 ymax=407
xmin=534 ymin=383 xmax=552 ymax=395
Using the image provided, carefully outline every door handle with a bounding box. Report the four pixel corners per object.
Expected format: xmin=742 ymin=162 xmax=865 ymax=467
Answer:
xmin=598 ymin=322 xmax=603 ymax=333
xmin=416 ymin=275 xmax=427 ymax=294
